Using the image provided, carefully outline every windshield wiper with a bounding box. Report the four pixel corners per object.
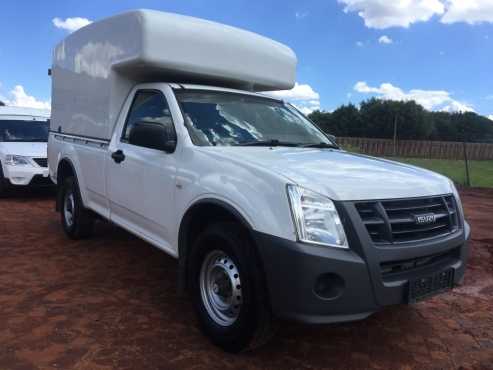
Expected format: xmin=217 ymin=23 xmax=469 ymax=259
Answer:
xmin=236 ymin=140 xmax=340 ymax=149
xmin=236 ymin=139 xmax=301 ymax=147
xmin=302 ymin=142 xmax=339 ymax=149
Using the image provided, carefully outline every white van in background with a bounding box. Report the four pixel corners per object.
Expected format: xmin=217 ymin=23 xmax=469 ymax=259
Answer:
xmin=0 ymin=106 xmax=52 ymax=195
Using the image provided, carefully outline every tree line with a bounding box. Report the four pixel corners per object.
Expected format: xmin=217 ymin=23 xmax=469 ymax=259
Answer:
xmin=308 ymin=98 xmax=493 ymax=143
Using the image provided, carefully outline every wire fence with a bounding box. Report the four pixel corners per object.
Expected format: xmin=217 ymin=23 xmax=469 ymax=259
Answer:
xmin=336 ymin=137 xmax=493 ymax=188
xmin=337 ymin=137 xmax=493 ymax=160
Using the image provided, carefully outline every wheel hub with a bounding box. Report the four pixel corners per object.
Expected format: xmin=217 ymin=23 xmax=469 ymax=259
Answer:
xmin=64 ymin=191 xmax=75 ymax=227
xmin=200 ymin=250 xmax=242 ymax=327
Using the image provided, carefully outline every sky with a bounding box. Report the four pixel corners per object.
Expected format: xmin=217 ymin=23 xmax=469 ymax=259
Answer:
xmin=0 ymin=0 xmax=492 ymax=120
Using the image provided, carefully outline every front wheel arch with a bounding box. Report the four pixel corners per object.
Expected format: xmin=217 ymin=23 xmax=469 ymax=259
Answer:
xmin=177 ymin=199 xmax=258 ymax=294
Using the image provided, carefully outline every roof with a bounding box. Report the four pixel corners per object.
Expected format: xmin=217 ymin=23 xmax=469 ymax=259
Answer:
xmin=54 ymin=9 xmax=296 ymax=91
xmin=175 ymin=84 xmax=284 ymax=102
xmin=0 ymin=106 xmax=50 ymax=119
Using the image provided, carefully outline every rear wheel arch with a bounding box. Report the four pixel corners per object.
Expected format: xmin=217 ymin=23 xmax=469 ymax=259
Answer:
xmin=59 ymin=176 xmax=95 ymax=239
xmin=56 ymin=158 xmax=79 ymax=212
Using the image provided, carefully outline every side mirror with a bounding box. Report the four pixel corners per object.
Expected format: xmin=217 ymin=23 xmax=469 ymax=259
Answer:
xmin=327 ymin=134 xmax=337 ymax=144
xmin=129 ymin=121 xmax=177 ymax=153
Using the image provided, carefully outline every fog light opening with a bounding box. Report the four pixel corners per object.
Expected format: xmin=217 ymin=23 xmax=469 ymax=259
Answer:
xmin=314 ymin=273 xmax=345 ymax=300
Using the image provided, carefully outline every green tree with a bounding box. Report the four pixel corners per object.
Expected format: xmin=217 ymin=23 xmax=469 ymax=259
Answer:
xmin=329 ymin=104 xmax=362 ymax=137
xmin=359 ymin=98 xmax=431 ymax=140
xmin=308 ymin=104 xmax=362 ymax=137
xmin=308 ymin=98 xmax=493 ymax=143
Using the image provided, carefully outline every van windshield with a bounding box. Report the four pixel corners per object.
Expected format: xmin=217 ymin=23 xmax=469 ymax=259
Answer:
xmin=0 ymin=120 xmax=49 ymax=142
xmin=175 ymin=90 xmax=333 ymax=147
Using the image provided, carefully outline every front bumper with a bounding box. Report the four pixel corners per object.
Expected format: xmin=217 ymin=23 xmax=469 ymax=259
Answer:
xmin=253 ymin=212 xmax=470 ymax=324
xmin=3 ymin=164 xmax=52 ymax=187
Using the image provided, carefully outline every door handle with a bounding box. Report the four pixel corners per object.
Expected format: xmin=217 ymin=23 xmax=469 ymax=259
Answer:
xmin=111 ymin=150 xmax=125 ymax=163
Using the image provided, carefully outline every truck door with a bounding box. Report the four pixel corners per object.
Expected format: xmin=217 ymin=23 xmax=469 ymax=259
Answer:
xmin=106 ymin=89 xmax=178 ymax=255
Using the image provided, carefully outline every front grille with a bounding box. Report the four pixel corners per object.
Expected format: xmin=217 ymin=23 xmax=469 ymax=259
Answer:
xmin=33 ymin=158 xmax=48 ymax=167
xmin=356 ymin=195 xmax=459 ymax=245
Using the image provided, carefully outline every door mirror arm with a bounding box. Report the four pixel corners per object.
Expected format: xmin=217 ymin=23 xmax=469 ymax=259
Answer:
xmin=163 ymin=139 xmax=177 ymax=154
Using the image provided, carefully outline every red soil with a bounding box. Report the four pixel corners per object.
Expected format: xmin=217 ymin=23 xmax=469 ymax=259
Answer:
xmin=0 ymin=188 xmax=492 ymax=370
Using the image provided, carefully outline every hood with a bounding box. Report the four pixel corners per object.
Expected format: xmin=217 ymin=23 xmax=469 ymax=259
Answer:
xmin=0 ymin=142 xmax=48 ymax=158
xmin=208 ymin=147 xmax=453 ymax=201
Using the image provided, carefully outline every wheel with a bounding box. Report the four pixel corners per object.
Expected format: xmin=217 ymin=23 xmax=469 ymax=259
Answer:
xmin=189 ymin=222 xmax=273 ymax=352
xmin=60 ymin=177 xmax=94 ymax=239
xmin=0 ymin=161 xmax=8 ymax=197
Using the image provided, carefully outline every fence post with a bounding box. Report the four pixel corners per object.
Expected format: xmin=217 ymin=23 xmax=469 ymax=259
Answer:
xmin=393 ymin=115 xmax=398 ymax=157
xmin=462 ymin=140 xmax=471 ymax=187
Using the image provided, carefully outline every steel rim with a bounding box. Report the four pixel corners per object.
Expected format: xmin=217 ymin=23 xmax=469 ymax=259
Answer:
xmin=199 ymin=250 xmax=242 ymax=326
xmin=64 ymin=191 xmax=75 ymax=228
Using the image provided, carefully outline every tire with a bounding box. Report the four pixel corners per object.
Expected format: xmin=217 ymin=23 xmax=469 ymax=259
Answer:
xmin=0 ymin=161 xmax=8 ymax=197
xmin=189 ymin=222 xmax=273 ymax=352
xmin=60 ymin=177 xmax=94 ymax=239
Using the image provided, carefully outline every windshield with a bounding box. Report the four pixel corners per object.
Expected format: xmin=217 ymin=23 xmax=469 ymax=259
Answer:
xmin=175 ymin=90 xmax=333 ymax=147
xmin=0 ymin=120 xmax=49 ymax=142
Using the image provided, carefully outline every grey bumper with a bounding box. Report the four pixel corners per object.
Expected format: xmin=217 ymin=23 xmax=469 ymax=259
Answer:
xmin=253 ymin=211 xmax=470 ymax=324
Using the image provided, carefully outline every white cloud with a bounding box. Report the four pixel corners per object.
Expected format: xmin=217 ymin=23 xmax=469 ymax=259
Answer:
xmin=441 ymin=0 xmax=493 ymax=25
xmin=53 ymin=17 xmax=92 ymax=33
xmin=337 ymin=0 xmax=445 ymax=29
xmin=488 ymin=115 xmax=493 ymax=121
xmin=354 ymin=81 xmax=474 ymax=112
xmin=378 ymin=35 xmax=393 ymax=44
xmin=338 ymin=0 xmax=493 ymax=28
xmin=1 ymin=85 xmax=51 ymax=110
xmin=295 ymin=11 xmax=309 ymax=19
xmin=441 ymin=100 xmax=475 ymax=113
xmin=485 ymin=95 xmax=493 ymax=100
xmin=266 ymin=82 xmax=321 ymax=114
xmin=356 ymin=41 xmax=364 ymax=47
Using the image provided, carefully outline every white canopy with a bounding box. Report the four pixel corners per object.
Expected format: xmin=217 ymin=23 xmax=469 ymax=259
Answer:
xmin=51 ymin=10 xmax=297 ymax=139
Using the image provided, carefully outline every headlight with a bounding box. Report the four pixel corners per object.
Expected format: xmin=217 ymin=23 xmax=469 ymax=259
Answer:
xmin=287 ymin=185 xmax=348 ymax=249
xmin=5 ymin=155 xmax=31 ymax=166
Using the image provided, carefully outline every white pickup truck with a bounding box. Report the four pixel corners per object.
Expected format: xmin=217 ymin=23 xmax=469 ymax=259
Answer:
xmin=0 ymin=106 xmax=51 ymax=195
xmin=48 ymin=10 xmax=470 ymax=352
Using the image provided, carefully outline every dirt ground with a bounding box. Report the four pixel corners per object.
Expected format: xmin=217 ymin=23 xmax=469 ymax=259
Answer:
xmin=0 ymin=188 xmax=492 ymax=370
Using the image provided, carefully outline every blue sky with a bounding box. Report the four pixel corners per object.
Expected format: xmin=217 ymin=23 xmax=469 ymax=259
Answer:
xmin=0 ymin=0 xmax=492 ymax=119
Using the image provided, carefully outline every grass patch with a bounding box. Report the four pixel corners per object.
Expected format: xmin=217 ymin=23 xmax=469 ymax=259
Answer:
xmin=388 ymin=157 xmax=493 ymax=188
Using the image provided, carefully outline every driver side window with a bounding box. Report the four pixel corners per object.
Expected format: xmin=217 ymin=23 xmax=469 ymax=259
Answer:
xmin=122 ymin=90 xmax=174 ymax=144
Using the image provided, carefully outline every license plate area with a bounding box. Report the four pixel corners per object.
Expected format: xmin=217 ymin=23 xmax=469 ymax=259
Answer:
xmin=408 ymin=268 xmax=454 ymax=303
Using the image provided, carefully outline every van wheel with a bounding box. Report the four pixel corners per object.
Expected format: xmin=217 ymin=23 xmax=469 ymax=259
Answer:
xmin=60 ymin=177 xmax=94 ymax=239
xmin=0 ymin=162 xmax=8 ymax=197
xmin=189 ymin=222 xmax=273 ymax=353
